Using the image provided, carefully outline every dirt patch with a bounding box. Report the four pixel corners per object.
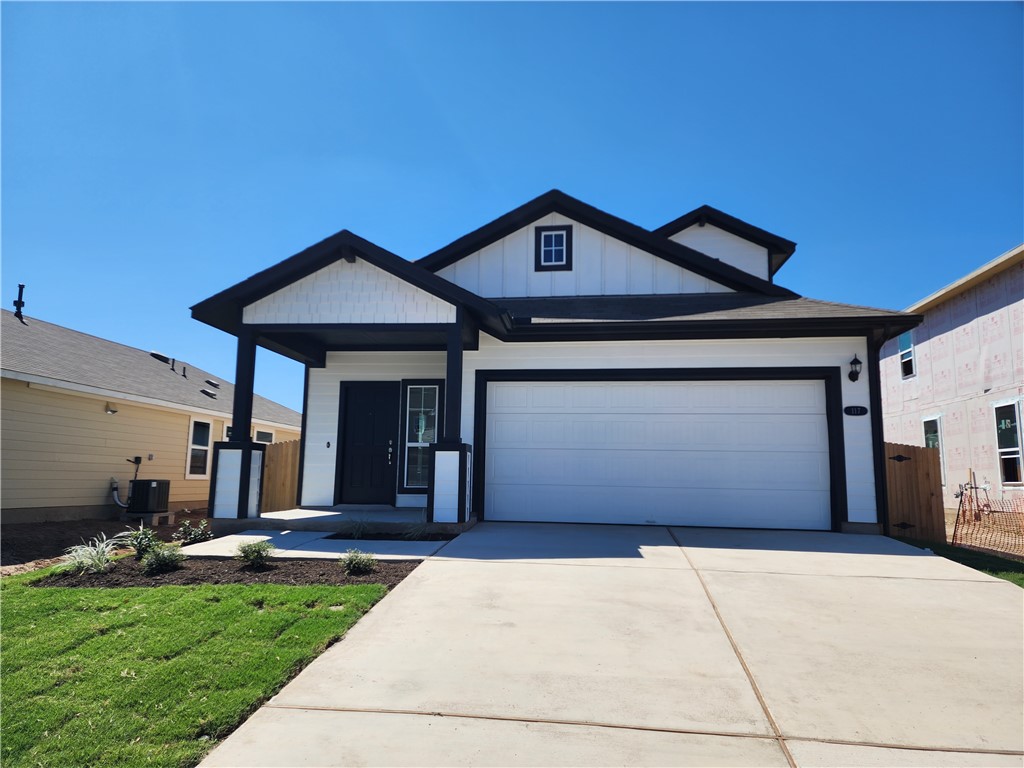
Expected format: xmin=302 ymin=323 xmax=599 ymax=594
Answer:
xmin=1 ymin=510 xmax=210 ymax=575
xmin=31 ymin=557 xmax=420 ymax=589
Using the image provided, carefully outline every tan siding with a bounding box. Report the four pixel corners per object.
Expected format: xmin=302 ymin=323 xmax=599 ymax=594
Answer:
xmin=1 ymin=379 xmax=226 ymax=511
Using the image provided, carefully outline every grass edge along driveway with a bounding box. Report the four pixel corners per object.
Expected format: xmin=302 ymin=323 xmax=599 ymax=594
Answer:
xmin=0 ymin=569 xmax=388 ymax=768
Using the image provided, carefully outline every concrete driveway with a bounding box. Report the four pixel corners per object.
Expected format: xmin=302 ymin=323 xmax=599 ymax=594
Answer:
xmin=202 ymin=523 xmax=1024 ymax=767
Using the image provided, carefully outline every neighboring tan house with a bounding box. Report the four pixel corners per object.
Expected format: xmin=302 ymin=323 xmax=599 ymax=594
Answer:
xmin=1 ymin=310 xmax=302 ymax=523
xmin=192 ymin=190 xmax=919 ymax=532
xmin=881 ymin=244 xmax=1024 ymax=510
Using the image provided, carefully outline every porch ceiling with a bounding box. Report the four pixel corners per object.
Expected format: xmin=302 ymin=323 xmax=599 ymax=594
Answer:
xmin=254 ymin=324 xmax=479 ymax=365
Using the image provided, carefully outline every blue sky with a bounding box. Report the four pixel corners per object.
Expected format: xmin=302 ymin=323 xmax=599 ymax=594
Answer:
xmin=3 ymin=2 xmax=1021 ymax=413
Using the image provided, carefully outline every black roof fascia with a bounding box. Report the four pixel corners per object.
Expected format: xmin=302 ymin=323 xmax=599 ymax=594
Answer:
xmin=191 ymin=230 xmax=508 ymax=338
xmin=653 ymin=204 xmax=798 ymax=277
xmin=416 ymin=190 xmax=796 ymax=298
xmin=500 ymin=314 xmax=921 ymax=343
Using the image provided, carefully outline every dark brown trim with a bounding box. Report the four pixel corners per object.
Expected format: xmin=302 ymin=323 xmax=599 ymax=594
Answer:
xmin=295 ymin=365 xmax=310 ymax=507
xmin=397 ymin=379 xmax=446 ymax=495
xmin=444 ymin=308 xmax=464 ymax=442
xmin=472 ymin=368 xmax=848 ymax=532
xmin=534 ymin=225 xmax=573 ymax=272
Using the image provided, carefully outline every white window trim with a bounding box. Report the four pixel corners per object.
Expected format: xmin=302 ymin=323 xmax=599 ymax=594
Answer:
xmin=403 ymin=384 xmax=440 ymax=489
xmin=921 ymin=414 xmax=946 ymax=487
xmin=223 ymin=424 xmax=276 ymax=444
xmin=186 ymin=416 xmax=213 ymax=480
xmin=993 ymin=400 xmax=1024 ymax=486
xmin=541 ymin=231 xmax=567 ymax=266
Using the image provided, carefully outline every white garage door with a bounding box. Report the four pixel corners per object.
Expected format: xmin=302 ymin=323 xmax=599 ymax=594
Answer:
xmin=484 ymin=380 xmax=831 ymax=529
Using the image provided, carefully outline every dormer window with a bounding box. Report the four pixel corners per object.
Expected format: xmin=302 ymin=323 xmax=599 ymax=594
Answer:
xmin=534 ymin=225 xmax=573 ymax=271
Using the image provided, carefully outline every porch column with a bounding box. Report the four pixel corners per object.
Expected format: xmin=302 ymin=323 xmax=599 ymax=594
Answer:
xmin=431 ymin=309 xmax=471 ymax=524
xmin=231 ymin=328 xmax=257 ymax=518
xmin=443 ymin=308 xmax=463 ymax=443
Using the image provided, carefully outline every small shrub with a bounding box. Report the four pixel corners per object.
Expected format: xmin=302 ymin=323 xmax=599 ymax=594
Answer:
xmin=124 ymin=522 xmax=159 ymax=560
xmin=340 ymin=549 xmax=377 ymax=575
xmin=346 ymin=517 xmax=369 ymax=540
xmin=59 ymin=532 xmax=131 ymax=573
xmin=141 ymin=544 xmax=186 ymax=575
xmin=172 ymin=519 xmax=213 ymax=544
xmin=235 ymin=540 xmax=276 ymax=567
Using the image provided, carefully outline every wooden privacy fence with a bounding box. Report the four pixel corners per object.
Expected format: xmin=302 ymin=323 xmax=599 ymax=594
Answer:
xmin=884 ymin=442 xmax=946 ymax=543
xmin=260 ymin=440 xmax=301 ymax=514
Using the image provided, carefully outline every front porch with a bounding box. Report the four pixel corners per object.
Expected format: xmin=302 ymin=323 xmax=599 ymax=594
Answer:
xmin=209 ymin=504 xmax=475 ymax=536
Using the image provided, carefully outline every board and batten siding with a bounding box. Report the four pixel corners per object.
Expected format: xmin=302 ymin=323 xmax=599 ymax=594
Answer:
xmin=243 ymin=258 xmax=456 ymax=325
xmin=302 ymin=351 xmax=447 ymax=506
xmin=459 ymin=335 xmax=879 ymax=525
xmin=668 ymin=224 xmax=771 ymax=281
xmin=436 ymin=213 xmax=734 ymax=298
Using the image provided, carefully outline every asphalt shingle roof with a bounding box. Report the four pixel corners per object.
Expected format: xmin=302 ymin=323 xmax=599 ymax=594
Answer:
xmin=493 ymin=294 xmax=912 ymax=324
xmin=0 ymin=310 xmax=301 ymax=427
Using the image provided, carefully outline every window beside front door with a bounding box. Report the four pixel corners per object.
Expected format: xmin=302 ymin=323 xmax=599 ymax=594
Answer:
xmin=399 ymin=381 xmax=444 ymax=491
xmin=995 ymin=403 xmax=1023 ymax=485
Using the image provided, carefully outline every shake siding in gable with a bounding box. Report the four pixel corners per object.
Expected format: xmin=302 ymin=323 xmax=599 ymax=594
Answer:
xmin=243 ymin=259 xmax=457 ymax=325
xmin=437 ymin=213 xmax=734 ymax=298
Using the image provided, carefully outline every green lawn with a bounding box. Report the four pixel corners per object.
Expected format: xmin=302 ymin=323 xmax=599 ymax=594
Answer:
xmin=0 ymin=571 xmax=388 ymax=768
xmin=900 ymin=539 xmax=1024 ymax=588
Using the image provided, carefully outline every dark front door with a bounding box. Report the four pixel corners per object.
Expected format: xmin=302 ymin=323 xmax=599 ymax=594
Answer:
xmin=336 ymin=382 xmax=400 ymax=504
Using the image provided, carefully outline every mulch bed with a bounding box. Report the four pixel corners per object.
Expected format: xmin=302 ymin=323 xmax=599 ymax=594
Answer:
xmin=1 ymin=510 xmax=210 ymax=575
xmin=31 ymin=557 xmax=420 ymax=589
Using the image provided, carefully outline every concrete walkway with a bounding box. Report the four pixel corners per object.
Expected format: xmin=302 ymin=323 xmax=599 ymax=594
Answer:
xmin=201 ymin=523 xmax=1024 ymax=767
xmin=180 ymin=529 xmax=444 ymax=560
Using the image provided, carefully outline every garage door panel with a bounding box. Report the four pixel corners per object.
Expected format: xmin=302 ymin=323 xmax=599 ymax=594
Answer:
xmin=490 ymin=381 xmax=826 ymax=416
xmin=484 ymin=380 xmax=832 ymax=530
xmin=487 ymin=448 xmax=829 ymax=490
xmin=487 ymin=414 xmax=828 ymax=453
xmin=485 ymin=483 xmax=831 ymax=529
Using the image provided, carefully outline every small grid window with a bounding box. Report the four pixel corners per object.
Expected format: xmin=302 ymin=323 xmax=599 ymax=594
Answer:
xmin=187 ymin=419 xmax=212 ymax=478
xmin=994 ymin=403 xmax=1022 ymax=484
xmin=898 ymin=332 xmax=915 ymax=378
xmin=534 ymin=225 xmax=573 ymax=272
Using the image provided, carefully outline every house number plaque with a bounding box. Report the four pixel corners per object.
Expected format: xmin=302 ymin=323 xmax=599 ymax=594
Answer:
xmin=844 ymin=406 xmax=869 ymax=416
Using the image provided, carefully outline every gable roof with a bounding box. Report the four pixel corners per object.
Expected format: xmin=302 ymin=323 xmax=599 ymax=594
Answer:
xmin=416 ymin=190 xmax=796 ymax=298
xmin=191 ymin=229 xmax=507 ymax=341
xmin=904 ymin=243 xmax=1024 ymax=314
xmin=0 ymin=310 xmax=301 ymax=428
xmin=653 ymin=204 xmax=797 ymax=278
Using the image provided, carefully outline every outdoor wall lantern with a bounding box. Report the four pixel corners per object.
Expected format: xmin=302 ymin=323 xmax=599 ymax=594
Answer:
xmin=848 ymin=355 xmax=862 ymax=382
xmin=104 ymin=402 xmax=119 ymax=415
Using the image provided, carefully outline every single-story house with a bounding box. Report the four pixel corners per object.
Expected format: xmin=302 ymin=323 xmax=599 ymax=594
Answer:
xmin=0 ymin=309 xmax=301 ymax=522
xmin=881 ymin=244 xmax=1024 ymax=509
xmin=192 ymin=190 xmax=919 ymax=532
